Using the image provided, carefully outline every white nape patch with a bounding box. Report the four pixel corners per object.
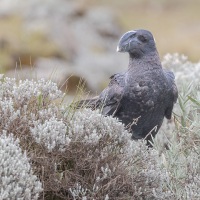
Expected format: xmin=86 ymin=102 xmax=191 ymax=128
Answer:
xmin=153 ymin=37 xmax=156 ymax=43
xmin=125 ymin=30 xmax=137 ymax=35
xmin=119 ymin=30 xmax=137 ymax=41
xmin=116 ymin=46 xmax=120 ymax=52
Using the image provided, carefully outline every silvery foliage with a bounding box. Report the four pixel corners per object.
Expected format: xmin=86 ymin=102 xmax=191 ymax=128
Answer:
xmin=1 ymin=53 xmax=200 ymax=199
xmin=69 ymin=182 xmax=109 ymax=200
xmin=162 ymin=53 xmax=200 ymax=87
xmin=68 ymin=108 xmax=128 ymax=145
xmin=69 ymin=183 xmax=88 ymax=200
xmin=0 ymin=77 xmax=63 ymax=104
xmin=0 ymin=131 xmax=42 ymax=199
xmin=30 ymin=116 xmax=71 ymax=152
xmin=0 ymin=76 xmax=166 ymax=199
xmin=68 ymin=109 xmax=169 ymax=199
xmin=157 ymin=143 xmax=200 ymax=199
xmin=156 ymin=55 xmax=200 ymax=199
xmin=12 ymin=78 xmax=63 ymax=105
xmin=0 ymin=76 xmax=69 ymax=152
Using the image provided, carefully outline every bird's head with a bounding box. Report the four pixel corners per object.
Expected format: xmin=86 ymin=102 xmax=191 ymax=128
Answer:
xmin=116 ymin=29 xmax=157 ymax=58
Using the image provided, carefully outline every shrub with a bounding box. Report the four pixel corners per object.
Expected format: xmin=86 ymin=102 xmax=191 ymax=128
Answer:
xmin=162 ymin=53 xmax=200 ymax=87
xmin=154 ymin=92 xmax=200 ymax=199
xmin=0 ymin=75 xmax=167 ymax=199
xmin=155 ymin=54 xmax=200 ymax=199
xmin=66 ymin=109 xmax=167 ymax=199
xmin=0 ymin=54 xmax=200 ymax=199
xmin=0 ymin=131 xmax=42 ymax=199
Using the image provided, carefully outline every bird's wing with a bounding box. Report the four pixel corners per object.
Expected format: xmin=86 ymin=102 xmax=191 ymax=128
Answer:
xmin=94 ymin=72 xmax=125 ymax=116
xmin=163 ymin=69 xmax=178 ymax=119
xmin=75 ymin=72 xmax=125 ymax=116
xmin=75 ymin=96 xmax=99 ymax=109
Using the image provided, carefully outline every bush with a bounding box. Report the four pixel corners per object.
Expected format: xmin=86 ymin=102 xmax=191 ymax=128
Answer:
xmin=156 ymin=54 xmax=200 ymax=199
xmin=153 ymin=84 xmax=200 ymax=199
xmin=0 ymin=54 xmax=200 ymax=199
xmin=162 ymin=53 xmax=200 ymax=87
xmin=0 ymin=76 xmax=167 ymax=199
xmin=0 ymin=131 xmax=42 ymax=199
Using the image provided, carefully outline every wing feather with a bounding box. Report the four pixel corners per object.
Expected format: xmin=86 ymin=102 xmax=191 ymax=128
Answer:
xmin=98 ymin=72 xmax=125 ymax=116
xmin=164 ymin=69 xmax=178 ymax=119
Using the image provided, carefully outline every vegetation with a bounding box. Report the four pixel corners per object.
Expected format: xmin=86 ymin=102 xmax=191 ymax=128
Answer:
xmin=0 ymin=54 xmax=200 ymax=199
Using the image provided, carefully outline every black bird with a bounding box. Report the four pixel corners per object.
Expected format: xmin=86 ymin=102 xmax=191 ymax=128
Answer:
xmin=78 ymin=29 xmax=178 ymax=145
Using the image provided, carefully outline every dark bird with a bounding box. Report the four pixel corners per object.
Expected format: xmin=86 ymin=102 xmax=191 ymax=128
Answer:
xmin=77 ymin=29 xmax=178 ymax=145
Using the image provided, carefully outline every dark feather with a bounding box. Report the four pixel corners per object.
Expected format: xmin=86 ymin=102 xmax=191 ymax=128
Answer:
xmin=76 ymin=29 xmax=178 ymax=145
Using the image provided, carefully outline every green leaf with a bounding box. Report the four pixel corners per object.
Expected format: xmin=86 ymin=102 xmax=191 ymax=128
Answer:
xmin=37 ymin=93 xmax=43 ymax=107
xmin=188 ymin=95 xmax=200 ymax=107
xmin=178 ymin=96 xmax=185 ymax=113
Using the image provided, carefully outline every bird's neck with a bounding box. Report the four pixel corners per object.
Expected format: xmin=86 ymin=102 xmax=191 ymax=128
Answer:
xmin=128 ymin=51 xmax=162 ymax=72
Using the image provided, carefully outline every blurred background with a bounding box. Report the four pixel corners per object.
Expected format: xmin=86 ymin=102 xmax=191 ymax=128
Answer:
xmin=0 ymin=0 xmax=200 ymax=94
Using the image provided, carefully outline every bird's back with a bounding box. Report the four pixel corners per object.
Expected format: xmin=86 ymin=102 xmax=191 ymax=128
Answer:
xmin=114 ymin=68 xmax=171 ymax=140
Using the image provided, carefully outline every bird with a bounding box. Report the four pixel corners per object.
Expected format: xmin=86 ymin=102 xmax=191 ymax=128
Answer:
xmin=77 ymin=29 xmax=178 ymax=145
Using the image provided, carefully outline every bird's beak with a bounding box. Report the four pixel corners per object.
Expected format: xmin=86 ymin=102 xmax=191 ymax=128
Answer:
xmin=116 ymin=30 xmax=136 ymax=53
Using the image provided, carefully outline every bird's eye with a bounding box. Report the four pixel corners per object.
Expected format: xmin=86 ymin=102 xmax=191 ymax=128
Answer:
xmin=138 ymin=35 xmax=147 ymax=43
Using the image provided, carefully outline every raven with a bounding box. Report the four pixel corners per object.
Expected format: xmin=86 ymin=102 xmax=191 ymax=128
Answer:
xmin=78 ymin=29 xmax=178 ymax=145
